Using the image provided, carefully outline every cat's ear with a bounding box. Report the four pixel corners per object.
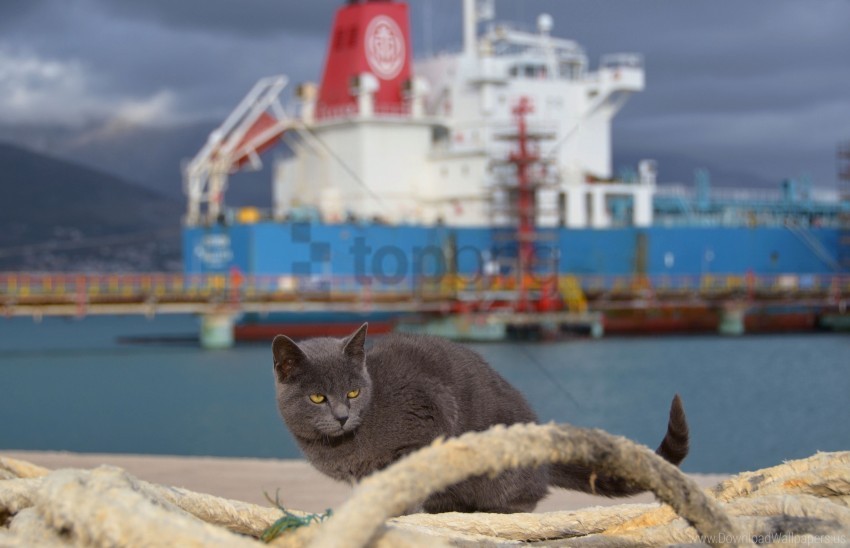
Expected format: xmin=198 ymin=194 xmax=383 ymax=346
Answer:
xmin=272 ymin=335 xmax=306 ymax=382
xmin=342 ymin=322 xmax=368 ymax=363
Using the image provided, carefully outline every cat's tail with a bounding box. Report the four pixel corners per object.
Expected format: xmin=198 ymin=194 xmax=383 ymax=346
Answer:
xmin=550 ymin=394 xmax=690 ymax=497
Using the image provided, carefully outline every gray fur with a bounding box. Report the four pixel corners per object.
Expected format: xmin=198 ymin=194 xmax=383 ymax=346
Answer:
xmin=272 ymin=323 xmax=688 ymax=513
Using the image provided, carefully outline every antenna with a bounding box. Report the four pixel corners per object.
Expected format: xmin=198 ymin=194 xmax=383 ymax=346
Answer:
xmin=423 ymin=0 xmax=433 ymax=57
xmin=463 ymin=0 xmax=477 ymax=57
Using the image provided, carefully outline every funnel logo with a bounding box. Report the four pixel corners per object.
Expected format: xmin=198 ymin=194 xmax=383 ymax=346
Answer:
xmin=365 ymin=15 xmax=405 ymax=80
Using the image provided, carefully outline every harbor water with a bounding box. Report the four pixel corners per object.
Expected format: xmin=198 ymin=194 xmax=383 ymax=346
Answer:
xmin=1 ymin=315 xmax=847 ymax=474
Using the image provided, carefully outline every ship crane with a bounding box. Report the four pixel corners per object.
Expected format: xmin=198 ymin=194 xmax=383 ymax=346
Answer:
xmin=183 ymin=75 xmax=291 ymax=226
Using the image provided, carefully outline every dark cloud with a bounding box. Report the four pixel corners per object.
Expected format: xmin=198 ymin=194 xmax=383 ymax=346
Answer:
xmin=90 ymin=0 xmax=340 ymax=38
xmin=0 ymin=0 xmax=847 ymax=187
xmin=531 ymin=0 xmax=850 ymax=185
xmin=0 ymin=0 xmax=48 ymax=27
xmin=0 ymin=0 xmax=327 ymax=125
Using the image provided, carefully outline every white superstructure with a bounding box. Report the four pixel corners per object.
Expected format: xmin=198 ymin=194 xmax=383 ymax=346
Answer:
xmin=186 ymin=0 xmax=654 ymax=229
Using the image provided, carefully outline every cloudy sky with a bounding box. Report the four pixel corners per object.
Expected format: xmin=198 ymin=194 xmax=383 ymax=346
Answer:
xmin=1 ymin=0 xmax=849 ymax=189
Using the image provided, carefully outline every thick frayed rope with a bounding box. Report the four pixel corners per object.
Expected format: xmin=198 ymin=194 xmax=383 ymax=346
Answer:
xmin=2 ymin=427 xmax=850 ymax=546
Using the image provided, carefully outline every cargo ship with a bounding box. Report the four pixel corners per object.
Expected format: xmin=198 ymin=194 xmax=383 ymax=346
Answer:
xmin=181 ymin=0 xmax=850 ymax=339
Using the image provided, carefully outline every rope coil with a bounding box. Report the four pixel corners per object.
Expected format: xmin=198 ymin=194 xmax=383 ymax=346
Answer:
xmin=2 ymin=424 xmax=849 ymax=547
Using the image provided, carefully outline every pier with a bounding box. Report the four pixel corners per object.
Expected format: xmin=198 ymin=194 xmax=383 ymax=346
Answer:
xmin=2 ymin=272 xmax=848 ymax=347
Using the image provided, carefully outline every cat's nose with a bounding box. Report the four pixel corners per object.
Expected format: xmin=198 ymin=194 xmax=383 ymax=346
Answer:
xmin=337 ymin=415 xmax=349 ymax=426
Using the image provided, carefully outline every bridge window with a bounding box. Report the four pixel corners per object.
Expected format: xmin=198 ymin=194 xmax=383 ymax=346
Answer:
xmin=559 ymin=62 xmax=582 ymax=80
xmin=510 ymin=64 xmax=549 ymax=79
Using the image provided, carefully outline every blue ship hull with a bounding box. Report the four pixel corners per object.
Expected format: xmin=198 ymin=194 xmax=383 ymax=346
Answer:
xmin=182 ymin=221 xmax=847 ymax=337
xmin=184 ymin=222 xmax=842 ymax=278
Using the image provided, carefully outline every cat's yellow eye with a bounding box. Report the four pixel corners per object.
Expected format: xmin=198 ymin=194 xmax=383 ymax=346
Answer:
xmin=309 ymin=394 xmax=326 ymax=404
xmin=347 ymin=389 xmax=360 ymax=399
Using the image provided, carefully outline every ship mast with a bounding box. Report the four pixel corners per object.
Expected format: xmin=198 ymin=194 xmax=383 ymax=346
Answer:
xmin=513 ymin=98 xmax=536 ymax=312
xmin=491 ymin=97 xmax=560 ymax=314
xmin=462 ymin=0 xmax=476 ymax=58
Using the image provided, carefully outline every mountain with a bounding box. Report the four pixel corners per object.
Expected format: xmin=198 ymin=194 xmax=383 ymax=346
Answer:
xmin=0 ymin=120 xmax=277 ymax=207
xmin=0 ymin=142 xmax=183 ymax=271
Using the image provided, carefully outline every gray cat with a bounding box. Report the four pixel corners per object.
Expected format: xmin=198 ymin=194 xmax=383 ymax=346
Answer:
xmin=272 ymin=323 xmax=689 ymax=513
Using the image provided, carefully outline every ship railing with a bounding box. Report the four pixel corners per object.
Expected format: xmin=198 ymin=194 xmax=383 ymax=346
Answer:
xmin=487 ymin=23 xmax=585 ymax=58
xmin=654 ymin=185 xmax=789 ymax=203
xmin=2 ymin=272 xmax=849 ymax=310
xmin=315 ymin=104 xmax=358 ymax=121
xmin=713 ymin=188 xmax=784 ymax=203
xmin=573 ymin=273 xmax=850 ymax=297
xmin=315 ymin=102 xmax=412 ymax=123
xmin=241 ymin=274 xmax=441 ymax=301
xmin=811 ymin=189 xmax=842 ymax=202
xmin=654 ymin=215 xmax=847 ymax=229
xmin=655 ymin=185 xmax=843 ymax=206
xmin=600 ymin=53 xmax=644 ymax=69
xmin=0 ymin=272 xmax=450 ymax=303
xmin=372 ymin=103 xmax=412 ymax=117
xmin=654 ymin=185 xmax=692 ymax=198
xmin=0 ymin=273 xmax=204 ymax=302
xmin=403 ymin=272 xmax=850 ymax=298
xmin=490 ymin=121 xmax=559 ymax=141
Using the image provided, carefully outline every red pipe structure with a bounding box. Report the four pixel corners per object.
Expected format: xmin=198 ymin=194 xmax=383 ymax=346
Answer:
xmin=509 ymin=97 xmax=539 ymax=312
